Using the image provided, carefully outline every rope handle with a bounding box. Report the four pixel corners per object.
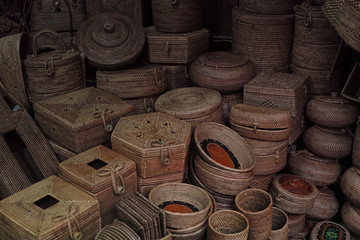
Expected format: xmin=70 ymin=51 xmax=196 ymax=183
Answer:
xmin=32 ymin=29 xmax=67 ymax=57
xmin=144 ymin=97 xmax=155 ymax=113
xmin=275 ymin=192 xmax=282 ymax=202
xmin=52 ymin=205 xmax=83 ymax=240
xmin=97 ymin=163 xmax=126 ymax=195
xmin=154 ymin=68 xmax=166 ymax=88
xmin=150 ymin=139 xmax=175 ymax=166
xmin=164 ymin=41 xmax=170 ymax=55
xmin=44 ymin=56 xmax=61 ymax=76
xmin=93 ymin=108 xmax=114 ymax=133
xmin=252 ymin=122 xmax=258 ymax=132
xmin=171 ymin=0 xmax=179 ymax=5
xmin=274 ymin=151 xmax=280 ymax=163
xmin=303 ymin=5 xmax=313 ymax=27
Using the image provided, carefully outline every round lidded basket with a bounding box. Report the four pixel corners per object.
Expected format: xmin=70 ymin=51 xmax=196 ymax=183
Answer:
xmin=287 ymin=213 xmax=306 ymax=237
xmin=341 ymin=166 xmax=360 ymax=207
xmin=306 ymin=93 xmax=359 ymax=128
xmin=309 ymin=221 xmax=351 ymax=240
xmin=190 ymin=51 xmax=256 ymax=94
xmin=207 ymin=210 xmax=249 ymax=240
xmin=76 ymin=13 xmax=145 ymax=69
xmin=270 ymin=174 xmax=319 ymax=214
xmin=235 ymin=189 xmax=273 ymax=240
xmin=270 ymin=207 xmax=288 ymax=240
xmin=239 ymin=0 xmax=301 ymax=15
xmin=148 ymin=182 xmax=211 ymax=230
xmin=250 ymin=174 xmax=276 ymax=192
xmin=288 ymin=149 xmax=342 ymax=187
xmin=306 ymin=187 xmax=339 ymax=221
xmin=341 ymin=201 xmax=360 ymax=237
xmin=303 ymin=125 xmax=353 ymax=159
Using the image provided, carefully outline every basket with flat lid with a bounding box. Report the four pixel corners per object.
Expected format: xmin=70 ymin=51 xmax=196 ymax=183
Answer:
xmin=306 ymin=187 xmax=339 ymax=221
xmin=76 ymin=13 xmax=145 ymax=69
xmin=306 ymin=92 xmax=359 ymax=128
xmin=309 ymin=221 xmax=350 ymax=240
xmin=270 ymin=174 xmax=318 ymax=214
xmin=190 ymin=51 xmax=256 ymax=94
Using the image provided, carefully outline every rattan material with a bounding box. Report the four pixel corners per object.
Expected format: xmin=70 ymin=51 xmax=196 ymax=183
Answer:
xmin=33 ymin=87 xmax=134 ymax=153
xmin=125 ymin=96 xmax=158 ymax=115
xmin=306 ymin=187 xmax=339 ymax=221
xmin=288 ymin=149 xmax=341 ymax=187
xmin=249 ymin=174 xmax=275 ymax=192
xmin=309 ymin=221 xmax=351 ymax=240
xmin=270 ymin=207 xmax=288 ymax=240
xmin=239 ymin=0 xmax=300 ymax=14
xmin=0 ymin=109 xmax=59 ymax=199
xmin=152 ymin=0 xmax=202 ymax=33
xmin=341 ymin=167 xmax=360 ymax=207
xmin=341 ymin=201 xmax=360 ymax=237
xmin=232 ymin=7 xmax=294 ymax=74
xmin=96 ymin=65 xmax=167 ymax=99
xmin=341 ymin=63 xmax=360 ymax=103
xmin=190 ymin=51 xmax=256 ymax=94
xmin=165 ymin=64 xmax=192 ymax=90
xmin=0 ymin=16 xmax=23 ymax=38
xmin=0 ymin=176 xmax=101 ymax=240
xmin=230 ymin=104 xmax=292 ymax=142
xmin=0 ymin=92 xmax=11 ymax=114
xmin=306 ymin=93 xmax=359 ymax=128
xmin=148 ymin=182 xmax=211 ymax=230
xmin=270 ymin=174 xmax=319 ymax=214
xmin=77 ymin=13 xmax=145 ymax=69
xmin=95 ymin=220 xmax=141 ymax=239
xmin=353 ymin=118 xmax=360 ymax=168
xmin=207 ymin=210 xmax=249 ymax=240
xmin=242 ymin=138 xmax=288 ymax=175
xmin=145 ymin=26 xmax=209 ymax=64
xmin=48 ymin=139 xmax=76 ymax=162
xmin=303 ymin=125 xmax=353 ymax=159
xmin=287 ymin=213 xmax=306 ymax=237
xmin=0 ymin=32 xmax=31 ymax=110
xmin=111 ymin=112 xmax=191 ymax=178
xmin=59 ymin=145 xmax=137 ymax=226
xmin=222 ymin=92 xmax=243 ymax=123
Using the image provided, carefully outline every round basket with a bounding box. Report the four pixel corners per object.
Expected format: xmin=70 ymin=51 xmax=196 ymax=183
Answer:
xmin=288 ymin=149 xmax=341 ymax=187
xmin=306 ymin=187 xmax=339 ymax=221
xmin=303 ymin=125 xmax=353 ymax=159
xmin=287 ymin=213 xmax=306 ymax=237
xmin=148 ymin=182 xmax=211 ymax=229
xmin=270 ymin=207 xmax=288 ymax=240
xmin=341 ymin=166 xmax=360 ymax=207
xmin=270 ymin=174 xmax=318 ymax=214
xmin=306 ymin=93 xmax=359 ymax=128
xmin=309 ymin=221 xmax=351 ymax=240
xmin=207 ymin=210 xmax=249 ymax=240
xmin=341 ymin=201 xmax=360 ymax=237
xmin=235 ymin=189 xmax=273 ymax=240
xmin=190 ymin=51 xmax=256 ymax=94
xmin=239 ymin=0 xmax=301 ymax=15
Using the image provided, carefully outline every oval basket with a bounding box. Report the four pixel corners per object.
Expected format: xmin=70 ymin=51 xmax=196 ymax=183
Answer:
xmin=306 ymin=187 xmax=339 ymax=221
xmin=309 ymin=221 xmax=351 ymax=240
xmin=235 ymin=189 xmax=273 ymax=240
xmin=270 ymin=174 xmax=318 ymax=214
xmin=287 ymin=213 xmax=306 ymax=238
xmin=341 ymin=201 xmax=360 ymax=237
xmin=270 ymin=207 xmax=288 ymax=240
xmin=148 ymin=182 xmax=211 ymax=230
xmin=207 ymin=210 xmax=249 ymax=240
xmin=239 ymin=0 xmax=301 ymax=15
xmin=303 ymin=125 xmax=353 ymax=159
xmin=341 ymin=166 xmax=360 ymax=207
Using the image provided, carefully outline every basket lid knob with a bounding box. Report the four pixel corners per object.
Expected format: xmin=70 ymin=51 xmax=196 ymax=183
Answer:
xmin=103 ymin=22 xmax=115 ymax=34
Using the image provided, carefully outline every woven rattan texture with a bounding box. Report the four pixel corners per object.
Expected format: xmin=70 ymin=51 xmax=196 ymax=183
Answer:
xmin=341 ymin=167 xmax=360 ymax=207
xmin=95 ymin=220 xmax=141 ymax=239
xmin=341 ymin=201 xmax=360 ymax=236
xmin=239 ymin=0 xmax=300 ymax=14
xmin=270 ymin=207 xmax=288 ymax=240
xmin=125 ymin=96 xmax=158 ymax=115
xmin=306 ymin=187 xmax=339 ymax=221
xmin=249 ymin=174 xmax=275 ymax=192
xmin=165 ymin=64 xmax=192 ymax=90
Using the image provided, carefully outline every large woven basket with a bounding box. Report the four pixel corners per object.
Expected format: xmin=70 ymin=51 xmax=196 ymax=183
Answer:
xmin=302 ymin=125 xmax=353 ymax=159
xmin=235 ymin=189 xmax=273 ymax=240
xmin=232 ymin=7 xmax=294 ymax=74
xmin=287 ymin=213 xmax=306 ymax=237
xmin=341 ymin=167 xmax=360 ymax=207
xmin=341 ymin=201 xmax=360 ymax=237
xmin=239 ymin=0 xmax=301 ymax=14
xmin=0 ymin=176 xmax=101 ymax=240
xmin=306 ymin=187 xmax=339 ymax=221
xmin=270 ymin=207 xmax=288 ymax=240
xmin=152 ymin=0 xmax=203 ymax=33
xmin=288 ymin=149 xmax=341 ymax=187
xmin=309 ymin=221 xmax=351 ymax=240
xmin=207 ymin=210 xmax=249 ymax=240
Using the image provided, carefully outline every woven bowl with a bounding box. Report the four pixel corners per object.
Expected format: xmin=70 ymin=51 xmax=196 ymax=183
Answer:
xmin=270 ymin=207 xmax=288 ymax=240
xmin=148 ymin=182 xmax=211 ymax=229
xmin=207 ymin=210 xmax=249 ymax=240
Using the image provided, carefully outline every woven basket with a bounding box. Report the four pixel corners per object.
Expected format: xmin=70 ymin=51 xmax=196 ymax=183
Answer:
xmin=0 ymin=176 xmax=101 ymax=240
xmin=148 ymin=182 xmax=211 ymax=230
xmin=222 ymin=92 xmax=243 ymax=123
xmin=288 ymin=149 xmax=342 ymax=187
xmin=125 ymin=96 xmax=158 ymax=115
xmin=229 ymin=104 xmax=292 ymax=142
xmin=96 ymin=65 xmax=167 ymax=99
xmin=95 ymin=220 xmax=141 ymax=239
xmin=0 ymin=109 xmax=59 ymax=199
xmin=235 ymin=189 xmax=273 ymax=240
xmin=207 ymin=210 xmax=249 ymax=240
xmin=145 ymin=26 xmax=209 ymax=64
xmin=306 ymin=187 xmax=339 ymax=221
xmin=287 ymin=213 xmax=306 ymax=237
xmin=152 ymin=0 xmax=202 ymax=33
xmin=239 ymin=0 xmax=300 ymax=14
xmin=249 ymin=174 xmax=275 ymax=192
xmin=309 ymin=221 xmax=351 ymax=240
xmin=165 ymin=64 xmax=192 ymax=90
xmin=190 ymin=51 xmax=256 ymax=94
xmin=353 ymin=118 xmax=360 ymax=168
xmin=48 ymin=139 xmax=76 ymax=162
xmin=341 ymin=201 xmax=360 ymax=237
xmin=270 ymin=174 xmax=319 ymax=214
xmin=232 ymin=7 xmax=294 ymax=74
xmin=306 ymin=93 xmax=359 ymax=128
xmin=111 ymin=112 xmax=191 ymax=178
xmin=76 ymin=13 xmax=145 ymax=69
xmin=341 ymin=167 xmax=360 ymax=207
xmin=270 ymin=207 xmax=288 ymax=240
xmin=303 ymin=125 xmax=353 ymax=159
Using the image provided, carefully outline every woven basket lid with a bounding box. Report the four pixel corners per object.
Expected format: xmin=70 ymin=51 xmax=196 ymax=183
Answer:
xmin=76 ymin=13 xmax=145 ymax=69
xmin=155 ymin=87 xmax=222 ymax=119
xmin=242 ymin=137 xmax=288 ymax=156
xmin=310 ymin=221 xmax=350 ymax=240
xmin=233 ymin=7 xmax=295 ymax=25
xmin=197 ymin=51 xmax=250 ymax=68
xmin=24 ymin=50 xmax=80 ymax=68
xmin=313 ymin=92 xmax=352 ymax=104
xmin=274 ymin=174 xmax=317 ymax=197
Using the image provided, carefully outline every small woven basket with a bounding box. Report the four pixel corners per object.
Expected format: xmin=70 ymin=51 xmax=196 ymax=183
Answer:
xmin=207 ymin=210 xmax=249 ymax=240
xmin=270 ymin=207 xmax=288 ymax=240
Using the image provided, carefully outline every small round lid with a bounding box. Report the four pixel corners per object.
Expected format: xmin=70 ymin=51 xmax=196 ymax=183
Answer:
xmin=76 ymin=13 xmax=145 ymax=69
xmin=278 ymin=174 xmax=315 ymax=195
xmin=197 ymin=51 xmax=249 ymax=68
xmin=313 ymin=92 xmax=350 ymax=105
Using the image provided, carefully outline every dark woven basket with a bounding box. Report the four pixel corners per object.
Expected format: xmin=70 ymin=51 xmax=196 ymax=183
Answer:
xmin=306 ymin=187 xmax=339 ymax=221
xmin=309 ymin=221 xmax=351 ymax=240
xmin=341 ymin=201 xmax=360 ymax=237
xmin=239 ymin=0 xmax=301 ymax=15
xmin=341 ymin=167 xmax=360 ymax=207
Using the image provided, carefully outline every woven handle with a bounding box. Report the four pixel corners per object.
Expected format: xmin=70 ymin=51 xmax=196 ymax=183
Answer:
xmin=154 ymin=68 xmax=166 ymax=88
xmin=171 ymin=0 xmax=179 ymax=5
xmin=32 ymin=29 xmax=67 ymax=57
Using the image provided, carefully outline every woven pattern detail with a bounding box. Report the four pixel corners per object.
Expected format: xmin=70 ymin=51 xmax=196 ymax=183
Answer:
xmin=250 ymin=174 xmax=275 ymax=192
xmin=306 ymin=188 xmax=339 ymax=220
xmin=341 ymin=167 xmax=360 ymax=207
xmin=95 ymin=220 xmax=141 ymax=239
xmin=165 ymin=64 xmax=192 ymax=90
xmin=341 ymin=201 xmax=360 ymax=236
xmin=270 ymin=207 xmax=288 ymax=240
xmin=353 ymin=120 xmax=360 ymax=168
xmin=240 ymin=0 xmax=300 ymax=14
xmin=126 ymin=96 xmax=158 ymax=115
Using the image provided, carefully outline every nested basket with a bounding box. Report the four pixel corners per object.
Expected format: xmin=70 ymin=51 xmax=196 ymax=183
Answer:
xmin=309 ymin=221 xmax=351 ymax=240
xmin=232 ymin=7 xmax=295 ymax=73
xmin=152 ymin=0 xmax=203 ymax=33
xmin=95 ymin=220 xmax=141 ymax=239
xmin=270 ymin=207 xmax=288 ymax=240
xmin=235 ymin=189 xmax=273 ymax=240
xmin=239 ymin=0 xmax=301 ymax=15
xmin=207 ymin=210 xmax=249 ymax=240
xmin=341 ymin=167 xmax=360 ymax=207
xmin=303 ymin=125 xmax=353 ymax=159
xmin=287 ymin=213 xmax=306 ymax=237
xmin=148 ymin=182 xmax=211 ymax=230
xmin=270 ymin=174 xmax=319 ymax=214
xmin=306 ymin=187 xmax=339 ymax=221
xmin=288 ymin=149 xmax=342 ymax=187
xmin=305 ymin=93 xmax=359 ymax=128
xmin=341 ymin=201 xmax=360 ymax=237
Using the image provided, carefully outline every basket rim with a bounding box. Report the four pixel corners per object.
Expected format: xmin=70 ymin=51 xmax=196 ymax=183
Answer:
xmin=208 ymin=209 xmax=250 ymax=236
xmin=235 ymin=188 xmax=273 ymax=215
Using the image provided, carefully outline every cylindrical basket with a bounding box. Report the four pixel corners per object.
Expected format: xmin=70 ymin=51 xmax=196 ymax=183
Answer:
xmin=270 ymin=207 xmax=288 ymax=240
xmin=341 ymin=166 xmax=360 ymax=207
xmin=239 ymin=0 xmax=301 ymax=15
xmin=306 ymin=187 xmax=339 ymax=221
